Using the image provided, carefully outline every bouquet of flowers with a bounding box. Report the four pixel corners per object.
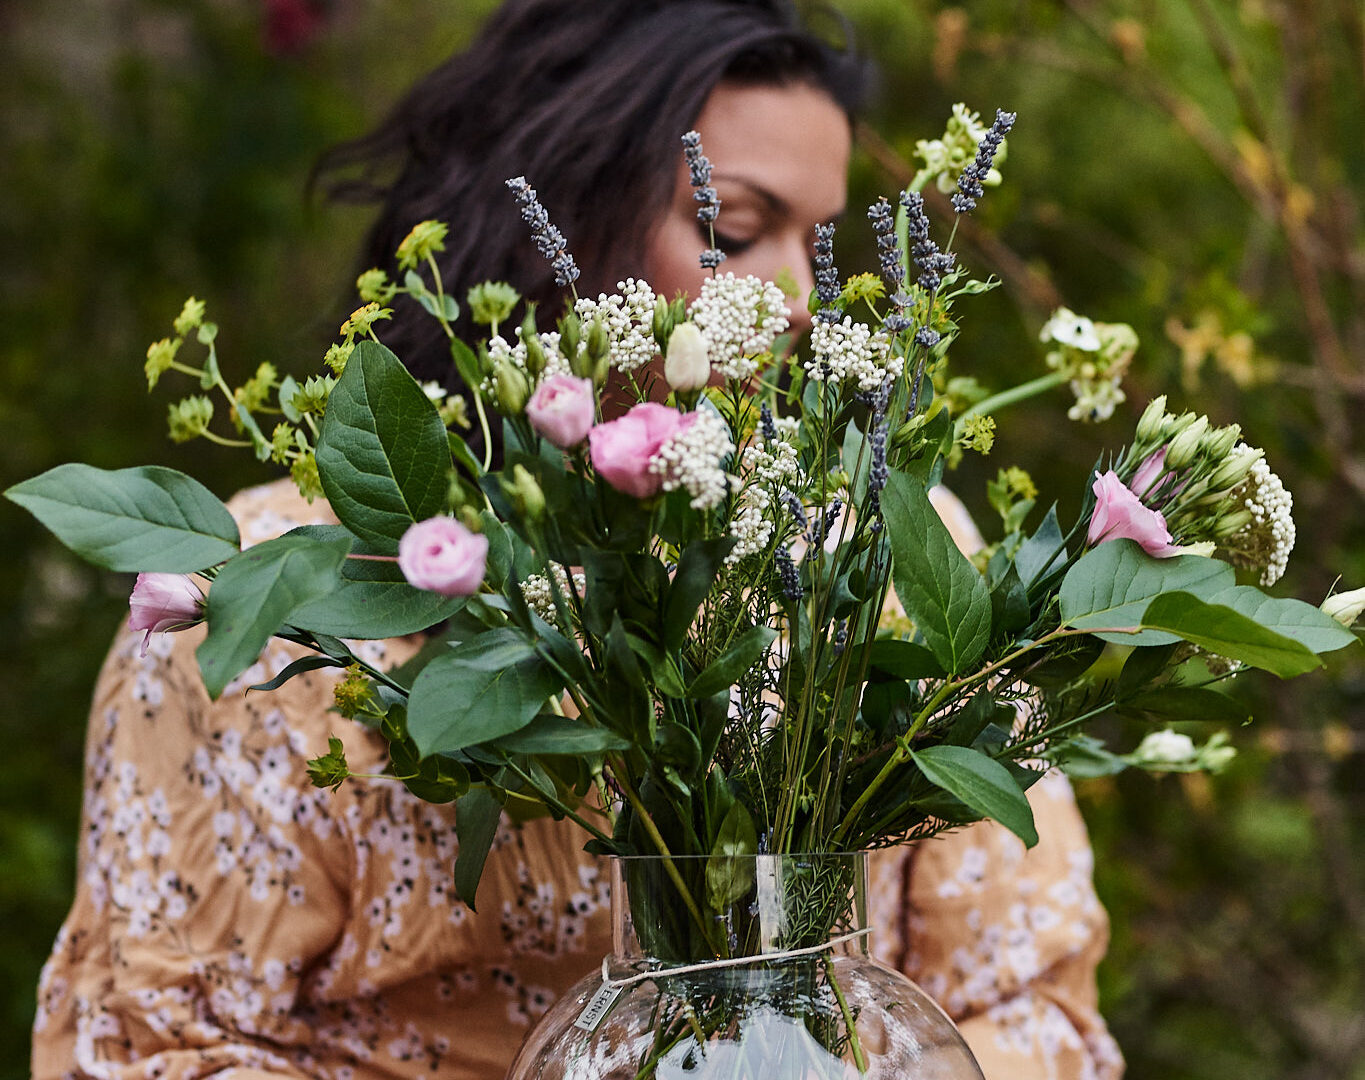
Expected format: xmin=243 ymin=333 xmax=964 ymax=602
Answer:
xmin=8 ymin=106 xmax=1361 ymax=1075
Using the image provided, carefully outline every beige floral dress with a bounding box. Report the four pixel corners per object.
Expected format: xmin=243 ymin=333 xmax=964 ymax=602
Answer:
xmin=33 ymin=481 xmax=1124 ymax=1080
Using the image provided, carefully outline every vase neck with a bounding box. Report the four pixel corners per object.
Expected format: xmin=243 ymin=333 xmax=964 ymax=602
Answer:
xmin=609 ymin=852 xmax=870 ymax=964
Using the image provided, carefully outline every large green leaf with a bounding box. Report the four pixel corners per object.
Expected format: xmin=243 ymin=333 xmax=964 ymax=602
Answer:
xmin=663 ymin=537 xmax=735 ymax=652
xmin=6 ymin=464 xmax=239 ymax=572
xmin=1140 ymin=592 xmax=1322 ymax=677
xmin=197 ymin=534 xmax=351 ymax=698
xmin=490 ymin=713 xmax=632 ymax=755
xmin=687 ymin=626 xmax=778 ymax=699
xmin=289 ymin=581 xmax=465 ymax=639
xmin=453 ymin=787 xmax=503 ymax=911
xmin=315 ymin=340 xmax=450 ymax=551
xmin=1059 ymin=541 xmax=1234 ymax=645
xmin=882 ymin=470 xmax=991 ymax=673
xmin=407 ymin=629 xmax=562 ymax=756
xmin=1119 ymin=685 xmax=1251 ymax=724
xmin=910 ymin=745 xmax=1038 ymax=847
xmin=1204 ymin=585 xmax=1357 ymax=655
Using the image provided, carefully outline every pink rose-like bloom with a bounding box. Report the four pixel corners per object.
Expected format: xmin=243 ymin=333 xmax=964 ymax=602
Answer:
xmin=588 ymin=402 xmax=688 ymax=498
xmin=128 ymin=572 xmax=205 ymax=656
xmin=398 ymin=517 xmax=489 ymax=596
xmin=1130 ymin=448 xmax=1167 ymax=499
xmin=525 ymin=374 xmax=596 ymax=449
xmin=1088 ymin=470 xmax=1177 ymax=556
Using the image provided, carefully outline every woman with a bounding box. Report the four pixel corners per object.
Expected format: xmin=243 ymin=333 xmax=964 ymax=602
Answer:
xmin=32 ymin=2 xmax=1122 ymax=1077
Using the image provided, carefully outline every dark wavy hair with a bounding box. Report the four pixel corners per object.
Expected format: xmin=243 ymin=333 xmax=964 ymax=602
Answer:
xmin=314 ymin=0 xmax=871 ymax=389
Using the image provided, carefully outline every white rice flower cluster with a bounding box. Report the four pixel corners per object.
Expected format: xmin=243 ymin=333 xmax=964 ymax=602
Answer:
xmin=481 ymin=328 xmax=572 ymax=395
xmin=520 ymin=563 xmax=585 ymax=626
xmin=725 ymin=491 xmax=774 ymax=565
xmin=1041 ymin=308 xmax=1138 ymax=423
xmin=649 ymin=409 xmax=735 ymax=510
xmin=688 ymin=274 xmax=790 ymax=381
xmin=725 ymin=421 xmax=802 ymax=564
xmin=574 ymin=278 xmax=658 ymax=374
xmin=804 ymin=316 xmax=900 ymax=392
xmin=1228 ymin=456 xmax=1295 ymax=586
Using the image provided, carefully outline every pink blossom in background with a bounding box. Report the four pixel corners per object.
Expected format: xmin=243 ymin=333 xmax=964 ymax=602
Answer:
xmin=1088 ymin=470 xmax=1177 ymax=556
xmin=127 ymin=573 xmax=205 ymax=656
xmin=263 ymin=0 xmax=326 ymax=56
xmin=588 ymin=402 xmax=689 ymax=498
xmin=1130 ymin=448 xmax=1167 ymax=499
xmin=525 ymin=375 xmax=596 ymax=449
xmin=398 ymin=517 xmax=489 ymax=597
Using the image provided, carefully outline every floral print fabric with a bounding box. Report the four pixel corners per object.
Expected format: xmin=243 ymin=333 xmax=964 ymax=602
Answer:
xmin=33 ymin=481 xmax=1122 ymax=1080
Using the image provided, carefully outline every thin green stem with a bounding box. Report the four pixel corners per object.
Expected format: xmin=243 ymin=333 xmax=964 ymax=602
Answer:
xmin=954 ymin=370 xmax=1068 ymax=430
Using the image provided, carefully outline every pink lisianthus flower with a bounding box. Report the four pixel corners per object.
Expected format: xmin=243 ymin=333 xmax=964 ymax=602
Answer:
xmin=588 ymin=402 xmax=688 ymax=499
xmin=128 ymin=573 xmax=206 ymax=656
xmin=1087 ymin=470 xmax=1177 ymax=556
xmin=398 ymin=517 xmax=489 ymax=596
xmin=525 ymin=374 xmax=596 ymax=449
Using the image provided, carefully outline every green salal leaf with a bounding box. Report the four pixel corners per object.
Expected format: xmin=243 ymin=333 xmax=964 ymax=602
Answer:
xmin=289 ymin=582 xmax=465 ymax=640
xmin=882 ymin=470 xmax=991 ymax=674
xmin=663 ymin=537 xmax=735 ymax=653
xmin=1060 ymin=541 xmax=1234 ymax=645
xmin=315 ymin=339 xmax=450 ymax=551
xmin=1204 ymin=585 xmax=1357 ymax=655
xmin=1118 ymin=685 xmax=1251 ymax=725
xmin=407 ymin=629 xmax=562 ymax=756
xmin=909 ymin=744 xmax=1038 ymax=847
xmin=453 ymin=787 xmax=503 ymax=911
xmin=1139 ymin=591 xmax=1321 ymax=677
xmin=706 ymin=802 xmax=758 ymax=912
xmin=489 ymin=713 xmax=631 ymax=755
xmin=278 ymin=524 xmax=466 ymax=638
xmin=867 ymin=639 xmax=944 ymax=680
xmin=687 ymin=626 xmax=778 ymax=699
xmin=197 ymin=534 xmax=351 ymax=698
xmin=6 ymin=464 xmax=239 ymax=572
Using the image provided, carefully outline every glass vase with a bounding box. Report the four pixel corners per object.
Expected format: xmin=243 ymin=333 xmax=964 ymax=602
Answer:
xmin=506 ymin=852 xmax=984 ymax=1079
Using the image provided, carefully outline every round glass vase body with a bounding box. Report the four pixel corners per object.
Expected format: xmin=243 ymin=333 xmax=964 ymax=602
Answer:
xmin=506 ymin=852 xmax=984 ymax=1080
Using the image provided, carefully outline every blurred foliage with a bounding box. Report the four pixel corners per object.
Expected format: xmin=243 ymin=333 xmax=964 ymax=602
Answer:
xmin=1 ymin=0 xmax=1361 ymax=1077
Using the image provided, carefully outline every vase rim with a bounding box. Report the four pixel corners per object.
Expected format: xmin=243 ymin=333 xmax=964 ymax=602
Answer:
xmin=607 ymin=850 xmax=868 ymax=861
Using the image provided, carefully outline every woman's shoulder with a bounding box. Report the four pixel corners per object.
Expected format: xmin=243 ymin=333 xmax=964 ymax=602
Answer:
xmin=226 ymin=476 xmax=338 ymax=545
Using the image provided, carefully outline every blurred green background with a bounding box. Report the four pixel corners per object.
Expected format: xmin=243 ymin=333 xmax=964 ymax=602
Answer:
xmin=1 ymin=1 xmax=1361 ymax=1076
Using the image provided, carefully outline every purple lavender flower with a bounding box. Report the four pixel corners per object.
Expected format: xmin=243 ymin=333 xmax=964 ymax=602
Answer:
xmin=506 ymin=176 xmax=580 ymax=287
xmin=759 ymin=402 xmax=778 ymax=442
xmin=900 ymin=190 xmax=955 ymax=294
xmin=951 ymin=108 xmax=1017 ymax=214
xmin=682 ymin=131 xmax=726 ymax=269
xmin=867 ymin=198 xmax=904 ymax=292
xmin=868 ymin=422 xmax=889 ymax=515
xmin=813 ymin=222 xmax=840 ymax=324
xmin=775 ymin=546 xmax=803 ymax=602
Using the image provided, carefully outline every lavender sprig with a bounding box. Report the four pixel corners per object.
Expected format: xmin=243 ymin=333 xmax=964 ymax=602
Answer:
xmin=813 ymin=222 xmax=840 ymax=324
xmin=682 ymin=131 xmax=725 ymax=270
xmin=900 ymin=190 xmax=955 ymax=295
xmin=505 ymin=176 xmax=580 ymax=287
xmin=775 ymin=547 xmax=803 ymax=602
xmin=868 ymin=198 xmax=914 ymax=333
xmin=951 ymin=108 xmax=1017 ymax=214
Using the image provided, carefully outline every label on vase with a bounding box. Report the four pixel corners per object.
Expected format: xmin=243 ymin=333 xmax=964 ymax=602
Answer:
xmin=573 ymin=981 xmax=624 ymax=1032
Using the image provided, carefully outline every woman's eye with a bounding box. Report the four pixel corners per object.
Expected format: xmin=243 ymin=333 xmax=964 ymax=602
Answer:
xmin=698 ymin=223 xmax=754 ymax=256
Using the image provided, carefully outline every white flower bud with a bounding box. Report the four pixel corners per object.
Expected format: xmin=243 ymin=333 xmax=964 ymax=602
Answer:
xmin=1135 ymin=395 xmax=1167 ymax=442
xmin=1132 ymin=729 xmax=1197 ymax=766
xmin=1165 ymin=415 xmax=1209 ymax=469
xmin=1321 ymin=586 xmax=1365 ymax=627
xmin=664 ymin=322 xmax=712 ymax=393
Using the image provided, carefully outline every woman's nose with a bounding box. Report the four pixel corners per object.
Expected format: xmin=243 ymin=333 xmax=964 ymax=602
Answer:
xmin=781 ymin=246 xmax=816 ymax=338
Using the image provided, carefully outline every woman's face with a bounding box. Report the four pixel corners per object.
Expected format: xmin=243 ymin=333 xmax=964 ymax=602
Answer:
xmin=643 ymin=79 xmax=853 ymax=340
